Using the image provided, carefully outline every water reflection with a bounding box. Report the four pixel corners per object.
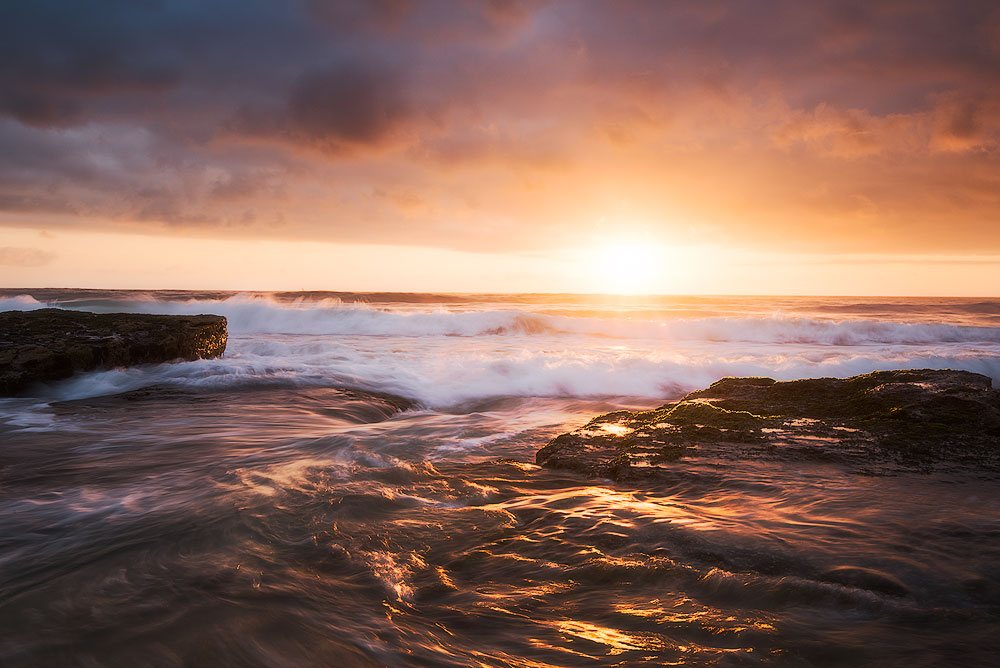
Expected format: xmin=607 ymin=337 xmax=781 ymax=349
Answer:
xmin=0 ymin=387 xmax=998 ymax=666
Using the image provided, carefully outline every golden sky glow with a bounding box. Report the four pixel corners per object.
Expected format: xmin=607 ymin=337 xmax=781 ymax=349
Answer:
xmin=1 ymin=2 xmax=998 ymax=294
xmin=4 ymin=226 xmax=998 ymax=296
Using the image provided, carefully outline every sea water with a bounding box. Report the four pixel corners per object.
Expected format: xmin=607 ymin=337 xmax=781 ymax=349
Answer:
xmin=1 ymin=291 xmax=998 ymax=665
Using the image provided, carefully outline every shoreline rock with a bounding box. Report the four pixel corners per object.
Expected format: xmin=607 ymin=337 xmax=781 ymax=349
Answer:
xmin=537 ymin=369 xmax=1000 ymax=478
xmin=0 ymin=309 xmax=227 ymax=395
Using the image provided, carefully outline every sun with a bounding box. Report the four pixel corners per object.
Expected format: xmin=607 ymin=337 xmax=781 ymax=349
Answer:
xmin=586 ymin=241 xmax=663 ymax=295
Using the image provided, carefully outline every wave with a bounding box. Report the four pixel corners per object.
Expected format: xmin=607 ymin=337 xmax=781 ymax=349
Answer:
xmin=0 ymin=295 xmax=47 ymax=311
xmin=4 ymin=293 xmax=999 ymax=407
xmin=4 ymin=293 xmax=1000 ymax=345
xmin=28 ymin=338 xmax=1000 ymax=407
xmin=639 ymin=316 xmax=1000 ymax=345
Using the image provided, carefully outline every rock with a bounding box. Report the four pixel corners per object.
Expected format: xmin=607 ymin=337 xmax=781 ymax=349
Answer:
xmin=536 ymin=370 xmax=1000 ymax=479
xmin=0 ymin=309 xmax=227 ymax=395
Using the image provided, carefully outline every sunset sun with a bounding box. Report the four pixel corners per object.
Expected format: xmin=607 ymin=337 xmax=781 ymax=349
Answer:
xmin=588 ymin=241 xmax=663 ymax=295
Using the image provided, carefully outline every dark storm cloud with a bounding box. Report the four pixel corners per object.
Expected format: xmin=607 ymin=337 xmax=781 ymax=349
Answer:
xmin=229 ymin=62 xmax=414 ymax=152
xmin=289 ymin=65 xmax=407 ymax=144
xmin=0 ymin=1 xmax=185 ymax=126
xmin=0 ymin=0 xmax=998 ymax=252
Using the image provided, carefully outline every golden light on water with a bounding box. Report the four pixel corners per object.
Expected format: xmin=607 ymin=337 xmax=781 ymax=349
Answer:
xmin=555 ymin=619 xmax=666 ymax=655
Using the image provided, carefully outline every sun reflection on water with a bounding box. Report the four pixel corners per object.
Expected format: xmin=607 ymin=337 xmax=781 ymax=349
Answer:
xmin=555 ymin=619 xmax=667 ymax=655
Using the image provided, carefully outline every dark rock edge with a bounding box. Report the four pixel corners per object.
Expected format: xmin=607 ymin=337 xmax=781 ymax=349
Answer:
xmin=0 ymin=309 xmax=228 ymax=395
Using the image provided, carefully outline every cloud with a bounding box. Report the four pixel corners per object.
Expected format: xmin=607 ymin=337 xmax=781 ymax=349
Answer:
xmin=0 ymin=2 xmax=183 ymax=126
xmin=229 ymin=63 xmax=414 ymax=153
xmin=0 ymin=1 xmax=997 ymax=255
xmin=0 ymin=246 xmax=55 ymax=267
xmin=770 ymin=103 xmax=930 ymax=158
xmin=930 ymin=95 xmax=1000 ymax=152
xmin=289 ymin=65 xmax=409 ymax=144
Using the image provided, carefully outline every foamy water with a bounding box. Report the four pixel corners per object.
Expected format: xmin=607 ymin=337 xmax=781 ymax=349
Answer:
xmin=1 ymin=290 xmax=998 ymax=665
xmin=2 ymin=291 xmax=999 ymax=406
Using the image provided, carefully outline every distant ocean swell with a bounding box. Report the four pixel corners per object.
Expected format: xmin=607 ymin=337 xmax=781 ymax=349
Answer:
xmin=3 ymin=294 xmax=1000 ymax=345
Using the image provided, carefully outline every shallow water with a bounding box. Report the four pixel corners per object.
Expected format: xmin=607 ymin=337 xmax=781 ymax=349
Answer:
xmin=1 ymin=291 xmax=999 ymax=665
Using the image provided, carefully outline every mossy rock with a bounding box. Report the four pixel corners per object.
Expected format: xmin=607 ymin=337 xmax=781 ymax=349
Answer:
xmin=663 ymin=401 xmax=771 ymax=429
xmin=537 ymin=369 xmax=1000 ymax=479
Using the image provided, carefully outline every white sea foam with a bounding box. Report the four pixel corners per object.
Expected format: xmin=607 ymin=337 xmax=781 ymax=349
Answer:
xmin=31 ymin=334 xmax=1000 ymax=407
xmin=5 ymin=293 xmax=1000 ymax=406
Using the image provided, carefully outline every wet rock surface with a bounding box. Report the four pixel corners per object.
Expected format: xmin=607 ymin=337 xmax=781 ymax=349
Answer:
xmin=537 ymin=370 xmax=1000 ymax=478
xmin=0 ymin=309 xmax=227 ymax=395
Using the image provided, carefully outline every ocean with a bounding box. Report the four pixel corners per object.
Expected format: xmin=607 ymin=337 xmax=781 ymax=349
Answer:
xmin=1 ymin=290 xmax=999 ymax=666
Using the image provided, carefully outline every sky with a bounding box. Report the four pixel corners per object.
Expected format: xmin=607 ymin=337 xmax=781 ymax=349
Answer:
xmin=1 ymin=0 xmax=998 ymax=295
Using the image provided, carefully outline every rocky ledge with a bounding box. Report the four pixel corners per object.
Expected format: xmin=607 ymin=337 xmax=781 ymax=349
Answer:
xmin=0 ymin=309 xmax=227 ymax=395
xmin=537 ymin=369 xmax=1000 ymax=478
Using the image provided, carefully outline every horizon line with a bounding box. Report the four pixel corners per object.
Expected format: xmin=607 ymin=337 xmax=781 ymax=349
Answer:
xmin=2 ymin=287 xmax=998 ymax=300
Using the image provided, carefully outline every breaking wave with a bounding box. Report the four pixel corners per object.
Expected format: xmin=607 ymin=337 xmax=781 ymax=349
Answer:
xmin=4 ymin=294 xmax=1000 ymax=345
xmin=30 ymin=340 xmax=1000 ymax=407
xmin=3 ymin=292 xmax=999 ymax=406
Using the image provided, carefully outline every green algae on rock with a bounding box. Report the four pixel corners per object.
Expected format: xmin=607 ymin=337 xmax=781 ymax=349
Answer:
xmin=536 ymin=370 xmax=1000 ymax=478
xmin=0 ymin=309 xmax=227 ymax=395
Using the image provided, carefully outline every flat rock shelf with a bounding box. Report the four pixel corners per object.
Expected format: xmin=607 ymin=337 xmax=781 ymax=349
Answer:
xmin=537 ymin=369 xmax=1000 ymax=478
xmin=0 ymin=309 xmax=227 ymax=395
